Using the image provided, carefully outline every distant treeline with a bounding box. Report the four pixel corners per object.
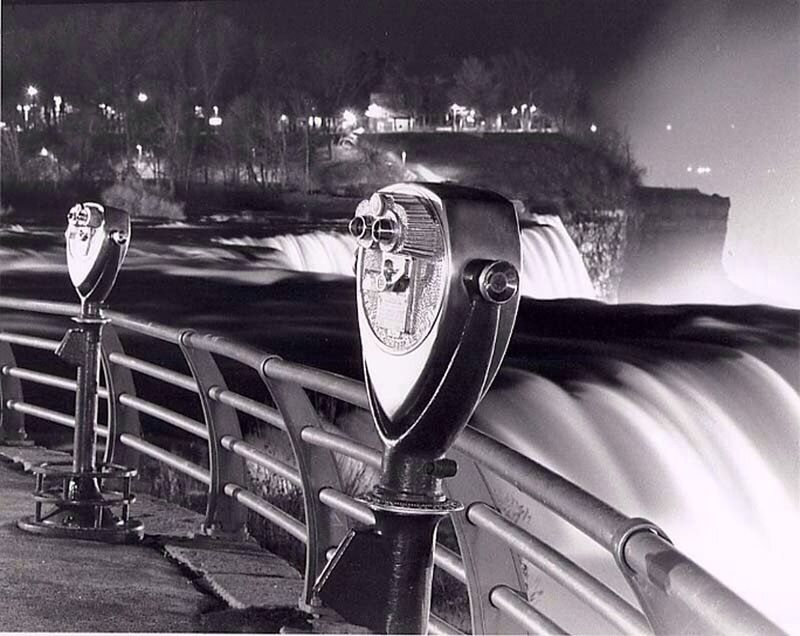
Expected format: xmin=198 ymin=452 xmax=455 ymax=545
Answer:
xmin=2 ymin=4 xmax=639 ymax=194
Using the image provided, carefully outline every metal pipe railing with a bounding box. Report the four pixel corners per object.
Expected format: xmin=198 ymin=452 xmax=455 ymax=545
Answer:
xmin=220 ymin=435 xmax=302 ymax=487
xmin=1 ymin=296 xmax=784 ymax=636
xmin=118 ymin=394 xmax=208 ymax=440
xmin=318 ymin=487 xmax=375 ymax=525
xmin=5 ymin=399 xmax=110 ymax=438
xmin=118 ymin=433 xmax=210 ymax=485
xmin=3 ymin=365 xmax=110 ymax=400
xmin=299 ymin=427 xmax=381 ymax=469
xmin=208 ymin=386 xmax=286 ymax=431
xmin=428 ymin=614 xmax=465 ymax=635
xmin=0 ymin=332 xmax=60 ymax=352
xmin=490 ymin=586 xmax=568 ymax=635
xmin=263 ymin=357 xmax=369 ymax=409
xmin=456 ymin=427 xmax=626 ymax=551
xmin=223 ymin=483 xmax=307 ymax=543
xmin=468 ymin=503 xmax=649 ymax=635
xmin=108 ymin=352 xmax=197 ymax=393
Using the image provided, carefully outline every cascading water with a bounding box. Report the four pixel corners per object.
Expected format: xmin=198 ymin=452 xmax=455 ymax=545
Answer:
xmin=2 ymin=218 xmax=797 ymax=632
xmin=519 ymin=215 xmax=596 ymax=299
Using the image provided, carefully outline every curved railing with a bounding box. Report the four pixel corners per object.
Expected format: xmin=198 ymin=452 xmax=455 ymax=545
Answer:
xmin=0 ymin=296 xmax=784 ymax=635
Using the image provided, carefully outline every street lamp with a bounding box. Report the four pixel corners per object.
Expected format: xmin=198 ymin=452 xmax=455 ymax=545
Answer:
xmin=26 ymin=85 xmax=39 ymax=98
xmin=209 ymin=105 xmax=222 ymax=127
xmin=137 ymin=92 xmax=148 ymax=103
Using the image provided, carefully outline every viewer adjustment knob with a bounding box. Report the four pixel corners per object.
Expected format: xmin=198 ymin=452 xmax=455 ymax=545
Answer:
xmin=349 ymin=215 xmax=376 ymax=248
xmin=372 ymin=215 xmax=401 ymax=252
xmin=477 ymin=260 xmax=519 ymax=304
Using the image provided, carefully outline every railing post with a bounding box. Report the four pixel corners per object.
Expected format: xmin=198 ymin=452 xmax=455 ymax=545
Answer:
xmin=179 ymin=330 xmax=248 ymax=538
xmin=0 ymin=340 xmax=31 ymax=445
xmin=259 ymin=356 xmax=351 ymax=610
xmin=447 ymin=448 xmax=528 ymax=635
xmin=100 ymin=325 xmax=142 ymax=469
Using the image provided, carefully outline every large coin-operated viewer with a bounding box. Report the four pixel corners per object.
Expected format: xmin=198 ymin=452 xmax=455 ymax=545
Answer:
xmin=314 ymin=183 xmax=521 ymax=633
xmin=18 ymin=202 xmax=143 ymax=542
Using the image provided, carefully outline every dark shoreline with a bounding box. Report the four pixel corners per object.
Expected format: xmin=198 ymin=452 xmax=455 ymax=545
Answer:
xmin=0 ymin=180 xmax=361 ymax=224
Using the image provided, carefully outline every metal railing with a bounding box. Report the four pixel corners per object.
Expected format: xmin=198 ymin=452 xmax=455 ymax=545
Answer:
xmin=0 ymin=296 xmax=784 ymax=635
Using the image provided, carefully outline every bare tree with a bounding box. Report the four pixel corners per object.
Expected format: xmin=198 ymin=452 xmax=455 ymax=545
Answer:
xmin=449 ymin=57 xmax=497 ymax=119
xmin=541 ymin=68 xmax=583 ymax=132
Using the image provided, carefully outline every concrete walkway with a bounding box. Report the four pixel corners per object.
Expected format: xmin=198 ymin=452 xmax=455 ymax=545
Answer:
xmin=0 ymin=445 xmax=366 ymax=633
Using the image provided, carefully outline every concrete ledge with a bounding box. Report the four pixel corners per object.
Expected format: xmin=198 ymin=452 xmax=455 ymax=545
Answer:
xmin=0 ymin=444 xmax=370 ymax=633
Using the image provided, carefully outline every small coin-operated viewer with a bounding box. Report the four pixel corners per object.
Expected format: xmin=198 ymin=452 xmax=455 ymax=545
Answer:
xmin=18 ymin=202 xmax=143 ymax=542
xmin=314 ymin=183 xmax=521 ymax=633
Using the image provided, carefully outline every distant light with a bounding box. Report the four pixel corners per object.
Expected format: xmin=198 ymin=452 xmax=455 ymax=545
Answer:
xmin=530 ymin=104 xmax=537 ymax=113
xmin=53 ymin=95 xmax=62 ymax=108
xmin=194 ymin=106 xmax=204 ymax=118
xmin=209 ymin=116 xmax=222 ymax=127
xmin=590 ymin=123 xmax=598 ymax=133
xmin=687 ymin=165 xmax=693 ymax=172
xmin=212 ymin=106 xmax=219 ymax=116
xmin=99 ymin=103 xmax=106 ymax=110
xmin=521 ymin=103 xmax=528 ymax=112
xmin=730 ymin=123 xmax=736 ymax=129
xmin=0 ymin=121 xmax=6 ymax=130
xmin=696 ymin=166 xmax=711 ymax=175
xmin=279 ymin=114 xmax=289 ymax=123
xmin=39 ymin=147 xmax=49 ymax=157
xmin=16 ymin=104 xmax=22 ymax=113
xmin=313 ymin=116 xmax=322 ymax=127
xmin=26 ymin=86 xmax=39 ymax=98
xmin=511 ymin=106 xmax=518 ymax=115
xmin=136 ymin=143 xmax=143 ymax=152
xmin=342 ymin=109 xmax=357 ymax=128
xmin=666 ymin=123 xmax=672 ymax=131
xmin=365 ymin=103 xmax=389 ymax=119
xmin=137 ymin=92 xmax=148 ymax=103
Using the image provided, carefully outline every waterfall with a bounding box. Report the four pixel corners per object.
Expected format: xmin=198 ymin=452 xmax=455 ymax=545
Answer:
xmin=520 ymin=215 xmax=596 ymax=299
xmin=471 ymin=328 xmax=800 ymax=632
xmin=236 ymin=221 xmax=596 ymax=300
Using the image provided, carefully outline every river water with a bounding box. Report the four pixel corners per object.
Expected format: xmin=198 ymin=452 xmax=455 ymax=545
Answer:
xmin=1 ymin=216 xmax=797 ymax=632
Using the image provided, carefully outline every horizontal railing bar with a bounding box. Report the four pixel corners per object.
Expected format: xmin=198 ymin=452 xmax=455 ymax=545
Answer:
xmin=0 ymin=332 xmax=60 ymax=352
xmin=118 ymin=394 xmax=208 ymax=440
xmin=104 ymin=311 xmax=184 ymax=343
xmin=299 ymin=427 xmax=382 ymax=469
xmin=318 ymin=487 xmax=375 ymax=525
xmin=0 ymin=297 xmax=79 ymax=317
xmin=263 ymin=358 xmax=369 ymax=410
xmin=181 ymin=331 xmax=275 ymax=372
xmin=624 ymin=531 xmax=782 ymax=635
xmin=468 ymin=503 xmax=650 ymax=635
xmin=108 ymin=352 xmax=197 ymax=393
xmin=1 ymin=366 xmax=110 ymax=400
xmin=6 ymin=399 xmax=74 ymax=428
xmin=428 ymin=614 xmax=465 ymax=635
xmin=433 ymin=545 xmax=467 ymax=584
xmin=208 ymin=386 xmax=285 ymax=431
xmin=119 ymin=433 xmax=210 ymax=485
xmin=219 ymin=435 xmax=301 ymax=487
xmin=6 ymin=400 xmax=109 ymax=437
xmin=223 ymin=482 xmax=307 ymax=543
xmin=490 ymin=586 xmax=569 ymax=635
xmin=456 ymin=427 xmax=626 ymax=551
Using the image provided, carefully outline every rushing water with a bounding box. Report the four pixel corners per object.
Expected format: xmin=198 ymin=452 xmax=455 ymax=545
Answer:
xmin=1 ymin=217 xmax=797 ymax=632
